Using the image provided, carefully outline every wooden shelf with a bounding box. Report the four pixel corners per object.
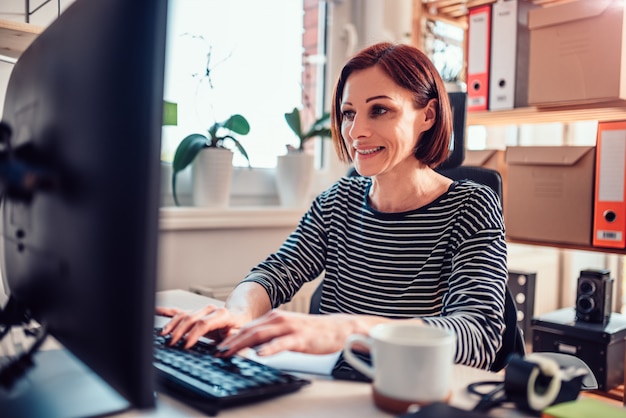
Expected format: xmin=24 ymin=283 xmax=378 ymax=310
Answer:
xmin=420 ymin=0 xmax=579 ymax=23
xmin=468 ymin=100 xmax=626 ymax=126
xmin=0 ymin=19 xmax=43 ymax=62
xmin=507 ymin=238 xmax=626 ymax=256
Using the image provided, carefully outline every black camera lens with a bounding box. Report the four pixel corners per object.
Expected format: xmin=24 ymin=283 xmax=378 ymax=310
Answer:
xmin=578 ymin=278 xmax=596 ymax=295
xmin=577 ymin=295 xmax=595 ymax=314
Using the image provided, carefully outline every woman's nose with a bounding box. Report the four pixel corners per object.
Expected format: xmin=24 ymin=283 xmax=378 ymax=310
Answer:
xmin=348 ymin=114 xmax=370 ymax=138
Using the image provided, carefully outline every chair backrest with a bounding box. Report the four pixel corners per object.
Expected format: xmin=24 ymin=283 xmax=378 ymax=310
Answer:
xmin=309 ymin=283 xmax=323 ymax=315
xmin=436 ymin=165 xmax=503 ymax=205
xmin=491 ymin=284 xmax=526 ymax=372
xmin=437 ymin=91 xmax=467 ymax=171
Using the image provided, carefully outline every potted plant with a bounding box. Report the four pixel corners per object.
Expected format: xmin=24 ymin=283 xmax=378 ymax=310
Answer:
xmin=276 ymin=107 xmax=331 ymax=207
xmin=283 ymin=107 xmax=331 ymax=153
xmin=171 ymin=113 xmax=250 ymax=207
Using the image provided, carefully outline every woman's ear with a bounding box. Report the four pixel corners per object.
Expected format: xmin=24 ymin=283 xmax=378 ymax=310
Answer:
xmin=422 ymin=98 xmax=438 ymax=130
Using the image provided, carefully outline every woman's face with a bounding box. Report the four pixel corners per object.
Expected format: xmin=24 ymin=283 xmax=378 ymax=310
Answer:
xmin=340 ymin=66 xmax=435 ymax=178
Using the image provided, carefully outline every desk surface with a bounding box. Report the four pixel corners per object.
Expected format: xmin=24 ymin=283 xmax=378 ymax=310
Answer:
xmin=122 ymin=289 xmax=530 ymax=418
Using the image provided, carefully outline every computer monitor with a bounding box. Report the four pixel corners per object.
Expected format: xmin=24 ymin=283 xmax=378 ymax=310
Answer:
xmin=0 ymin=0 xmax=168 ymax=416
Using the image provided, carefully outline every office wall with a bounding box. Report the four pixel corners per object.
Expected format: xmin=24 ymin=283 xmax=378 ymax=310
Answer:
xmin=156 ymin=208 xmax=324 ymax=312
xmin=158 ymin=221 xmax=294 ymax=291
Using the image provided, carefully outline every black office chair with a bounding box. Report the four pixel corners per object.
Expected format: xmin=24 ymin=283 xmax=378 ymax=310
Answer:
xmin=437 ymin=165 xmax=503 ymax=207
xmin=311 ymin=165 xmax=525 ymax=373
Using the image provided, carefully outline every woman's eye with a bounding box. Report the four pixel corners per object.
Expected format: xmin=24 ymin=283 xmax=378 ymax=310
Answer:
xmin=371 ymin=105 xmax=387 ymax=116
xmin=342 ymin=110 xmax=355 ymax=121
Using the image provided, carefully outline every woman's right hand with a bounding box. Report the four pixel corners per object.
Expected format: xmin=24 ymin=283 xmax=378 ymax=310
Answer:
xmin=155 ymin=305 xmax=245 ymax=349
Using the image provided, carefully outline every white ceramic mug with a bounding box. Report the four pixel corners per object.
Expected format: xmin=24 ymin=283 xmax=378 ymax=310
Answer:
xmin=343 ymin=323 xmax=456 ymax=414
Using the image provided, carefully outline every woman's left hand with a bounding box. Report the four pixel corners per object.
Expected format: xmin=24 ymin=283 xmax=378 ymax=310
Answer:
xmin=215 ymin=310 xmax=366 ymax=357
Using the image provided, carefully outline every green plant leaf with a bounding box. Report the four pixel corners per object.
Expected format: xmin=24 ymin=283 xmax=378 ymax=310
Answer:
xmin=285 ymin=109 xmax=331 ymax=151
xmin=207 ymin=122 xmax=220 ymax=145
xmin=223 ymin=114 xmax=250 ymax=135
xmin=304 ymin=127 xmax=331 ymax=140
xmin=171 ymin=133 xmax=208 ymax=206
xmin=284 ymin=107 xmax=303 ymax=139
xmin=172 ymin=133 xmax=209 ymax=173
xmin=226 ymin=136 xmax=251 ymax=168
xmin=310 ymin=112 xmax=330 ymax=131
xmin=304 ymin=112 xmax=332 ymax=140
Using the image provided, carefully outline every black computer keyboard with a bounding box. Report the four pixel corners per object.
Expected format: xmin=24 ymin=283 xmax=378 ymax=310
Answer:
xmin=331 ymin=350 xmax=372 ymax=383
xmin=153 ymin=328 xmax=311 ymax=415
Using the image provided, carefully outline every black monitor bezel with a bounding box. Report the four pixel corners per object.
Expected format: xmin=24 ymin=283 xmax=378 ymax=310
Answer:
xmin=0 ymin=0 xmax=168 ymax=414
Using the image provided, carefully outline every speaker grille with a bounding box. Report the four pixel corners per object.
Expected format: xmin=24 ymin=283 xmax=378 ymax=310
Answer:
xmin=508 ymin=270 xmax=536 ymax=344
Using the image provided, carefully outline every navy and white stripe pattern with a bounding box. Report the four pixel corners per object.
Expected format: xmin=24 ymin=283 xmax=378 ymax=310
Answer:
xmin=242 ymin=176 xmax=507 ymax=370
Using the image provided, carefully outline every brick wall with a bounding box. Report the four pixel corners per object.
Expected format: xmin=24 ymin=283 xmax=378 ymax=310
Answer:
xmin=301 ymin=0 xmax=324 ymax=138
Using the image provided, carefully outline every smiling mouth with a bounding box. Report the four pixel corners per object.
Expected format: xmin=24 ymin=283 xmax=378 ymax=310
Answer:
xmin=355 ymin=146 xmax=384 ymax=155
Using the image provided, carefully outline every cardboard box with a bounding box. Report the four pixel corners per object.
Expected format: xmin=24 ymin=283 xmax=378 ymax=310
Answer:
xmin=505 ymin=146 xmax=595 ymax=246
xmin=463 ymin=149 xmax=507 ymax=183
xmin=463 ymin=149 xmax=508 ymax=210
xmin=528 ymin=0 xmax=626 ymax=106
xmin=532 ymin=308 xmax=626 ymax=391
xmin=463 ymin=149 xmax=506 ymax=171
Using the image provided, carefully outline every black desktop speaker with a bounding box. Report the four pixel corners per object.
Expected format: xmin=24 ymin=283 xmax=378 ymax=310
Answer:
xmin=575 ymin=269 xmax=614 ymax=326
xmin=507 ymin=270 xmax=536 ymax=344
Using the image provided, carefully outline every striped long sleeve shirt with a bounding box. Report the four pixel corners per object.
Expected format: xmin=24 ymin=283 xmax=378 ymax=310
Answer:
xmin=242 ymin=175 xmax=507 ymax=370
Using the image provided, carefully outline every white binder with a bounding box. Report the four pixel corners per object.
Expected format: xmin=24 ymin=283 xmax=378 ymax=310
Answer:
xmin=489 ymin=0 xmax=537 ymax=110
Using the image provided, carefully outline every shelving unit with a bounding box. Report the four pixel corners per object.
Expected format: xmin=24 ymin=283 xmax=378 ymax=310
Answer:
xmin=416 ymin=0 xmax=626 ymax=129
xmin=419 ymin=3 xmax=626 ymax=404
xmin=415 ymin=0 xmax=626 ymax=255
xmin=0 ymin=19 xmax=42 ymax=63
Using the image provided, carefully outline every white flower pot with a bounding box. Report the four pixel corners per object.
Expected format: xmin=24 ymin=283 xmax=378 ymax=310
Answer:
xmin=275 ymin=153 xmax=315 ymax=208
xmin=192 ymin=148 xmax=233 ymax=208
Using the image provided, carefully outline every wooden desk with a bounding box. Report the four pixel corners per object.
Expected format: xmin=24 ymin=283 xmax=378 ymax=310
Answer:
xmin=126 ymin=366 xmax=532 ymax=418
xmin=123 ymin=290 xmax=530 ymax=418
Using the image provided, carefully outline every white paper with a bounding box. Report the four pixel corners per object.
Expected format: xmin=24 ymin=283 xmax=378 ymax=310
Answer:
xmin=246 ymin=350 xmax=342 ymax=376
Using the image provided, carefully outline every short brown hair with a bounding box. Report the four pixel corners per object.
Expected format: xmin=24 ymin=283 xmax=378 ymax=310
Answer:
xmin=330 ymin=42 xmax=452 ymax=168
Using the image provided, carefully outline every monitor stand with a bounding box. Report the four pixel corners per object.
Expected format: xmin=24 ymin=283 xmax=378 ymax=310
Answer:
xmin=0 ymin=348 xmax=135 ymax=418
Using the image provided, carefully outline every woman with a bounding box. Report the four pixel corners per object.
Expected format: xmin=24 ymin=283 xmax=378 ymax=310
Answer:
xmin=158 ymin=42 xmax=507 ymax=370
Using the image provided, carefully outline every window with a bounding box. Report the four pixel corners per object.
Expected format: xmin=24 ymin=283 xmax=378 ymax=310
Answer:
xmin=424 ymin=19 xmax=464 ymax=86
xmin=162 ymin=0 xmax=305 ymax=168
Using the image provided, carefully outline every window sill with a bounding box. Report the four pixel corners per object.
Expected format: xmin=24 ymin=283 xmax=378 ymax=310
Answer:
xmin=159 ymin=206 xmax=305 ymax=231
